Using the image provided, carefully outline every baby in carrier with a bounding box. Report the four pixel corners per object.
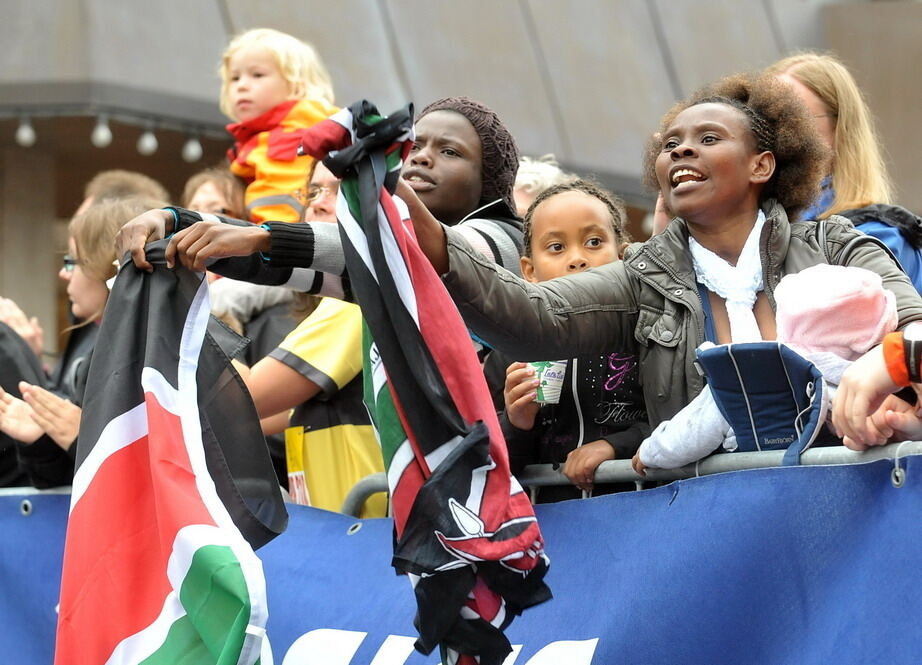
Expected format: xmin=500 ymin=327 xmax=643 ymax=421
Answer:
xmin=633 ymin=263 xmax=897 ymax=473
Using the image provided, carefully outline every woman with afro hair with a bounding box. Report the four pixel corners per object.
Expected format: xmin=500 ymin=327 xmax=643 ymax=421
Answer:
xmin=404 ymin=73 xmax=922 ymax=428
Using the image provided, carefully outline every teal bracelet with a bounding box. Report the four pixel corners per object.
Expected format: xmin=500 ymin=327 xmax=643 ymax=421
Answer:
xmin=259 ymin=223 xmax=271 ymax=262
xmin=162 ymin=206 xmax=180 ymax=235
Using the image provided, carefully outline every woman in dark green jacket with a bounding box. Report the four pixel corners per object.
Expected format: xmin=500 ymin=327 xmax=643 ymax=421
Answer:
xmin=406 ymin=74 xmax=922 ymax=428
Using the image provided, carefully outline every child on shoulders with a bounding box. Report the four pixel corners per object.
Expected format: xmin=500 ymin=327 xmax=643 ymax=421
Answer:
xmin=221 ymin=28 xmax=338 ymax=223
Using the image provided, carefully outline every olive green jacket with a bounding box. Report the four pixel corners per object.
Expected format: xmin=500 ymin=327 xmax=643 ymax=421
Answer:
xmin=443 ymin=200 xmax=922 ymax=427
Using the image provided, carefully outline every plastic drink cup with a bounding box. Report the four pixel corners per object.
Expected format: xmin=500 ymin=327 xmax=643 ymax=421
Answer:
xmin=529 ymin=360 xmax=568 ymax=404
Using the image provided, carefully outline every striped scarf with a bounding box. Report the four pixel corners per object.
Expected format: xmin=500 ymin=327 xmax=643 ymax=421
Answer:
xmin=297 ymin=101 xmax=550 ymax=665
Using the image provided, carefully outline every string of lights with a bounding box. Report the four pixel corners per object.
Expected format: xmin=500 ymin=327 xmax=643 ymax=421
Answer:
xmin=3 ymin=106 xmax=228 ymax=161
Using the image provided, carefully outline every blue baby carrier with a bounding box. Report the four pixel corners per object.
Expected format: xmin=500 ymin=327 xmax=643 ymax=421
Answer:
xmin=695 ymin=342 xmax=828 ymax=466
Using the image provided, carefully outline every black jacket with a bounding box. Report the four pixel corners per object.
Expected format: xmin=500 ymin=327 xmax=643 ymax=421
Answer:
xmin=486 ymin=348 xmax=649 ymax=502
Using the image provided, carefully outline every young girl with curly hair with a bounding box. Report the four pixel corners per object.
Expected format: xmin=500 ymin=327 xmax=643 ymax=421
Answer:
xmin=406 ymin=73 xmax=922 ymax=431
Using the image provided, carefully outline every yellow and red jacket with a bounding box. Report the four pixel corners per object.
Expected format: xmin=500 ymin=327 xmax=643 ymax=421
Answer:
xmin=226 ymin=98 xmax=339 ymax=224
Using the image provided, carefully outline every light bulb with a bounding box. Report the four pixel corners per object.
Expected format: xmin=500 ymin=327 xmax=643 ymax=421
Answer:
xmin=91 ymin=115 xmax=112 ymax=148
xmin=137 ymin=129 xmax=158 ymax=156
xmin=15 ymin=117 xmax=36 ymax=147
xmin=181 ymin=136 xmax=203 ymax=162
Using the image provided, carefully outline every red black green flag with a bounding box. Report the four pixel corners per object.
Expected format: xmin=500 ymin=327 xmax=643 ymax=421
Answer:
xmin=298 ymin=102 xmax=551 ymax=665
xmin=54 ymin=245 xmax=287 ymax=664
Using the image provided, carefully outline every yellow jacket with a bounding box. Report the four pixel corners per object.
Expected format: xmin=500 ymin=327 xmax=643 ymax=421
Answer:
xmin=227 ymin=98 xmax=339 ymax=223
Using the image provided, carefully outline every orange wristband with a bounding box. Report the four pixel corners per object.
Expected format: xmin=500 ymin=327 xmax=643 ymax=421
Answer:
xmin=883 ymin=331 xmax=910 ymax=387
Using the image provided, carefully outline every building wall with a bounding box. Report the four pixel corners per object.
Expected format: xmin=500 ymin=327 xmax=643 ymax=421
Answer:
xmin=825 ymin=2 xmax=922 ymax=212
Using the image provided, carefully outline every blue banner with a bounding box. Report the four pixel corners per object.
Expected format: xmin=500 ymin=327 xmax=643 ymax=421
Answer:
xmin=4 ymin=457 xmax=922 ymax=664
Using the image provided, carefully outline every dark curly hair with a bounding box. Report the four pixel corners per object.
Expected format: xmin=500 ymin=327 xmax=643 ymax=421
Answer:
xmin=522 ymin=178 xmax=630 ymax=257
xmin=642 ymin=73 xmax=829 ymax=220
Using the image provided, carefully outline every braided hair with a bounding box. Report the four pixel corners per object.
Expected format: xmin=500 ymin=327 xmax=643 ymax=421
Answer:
xmin=695 ymin=95 xmax=776 ymax=154
xmin=642 ymin=73 xmax=828 ymax=219
xmin=522 ymin=179 xmax=630 ymax=257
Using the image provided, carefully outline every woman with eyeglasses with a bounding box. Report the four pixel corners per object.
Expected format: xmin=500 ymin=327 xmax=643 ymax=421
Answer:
xmin=0 ymin=197 xmax=164 ymax=487
xmin=767 ymin=52 xmax=922 ymax=292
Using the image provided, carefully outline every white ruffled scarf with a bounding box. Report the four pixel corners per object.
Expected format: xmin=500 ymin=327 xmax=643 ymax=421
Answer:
xmin=689 ymin=211 xmax=766 ymax=343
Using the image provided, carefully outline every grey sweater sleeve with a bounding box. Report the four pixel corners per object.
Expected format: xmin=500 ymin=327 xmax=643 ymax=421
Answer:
xmin=453 ymin=218 xmax=523 ymax=276
xmin=442 ymin=226 xmax=640 ymax=360
xmin=173 ymin=208 xmax=348 ymax=298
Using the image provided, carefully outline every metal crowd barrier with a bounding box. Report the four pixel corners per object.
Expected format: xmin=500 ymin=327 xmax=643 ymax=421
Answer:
xmin=340 ymin=440 xmax=922 ymax=517
xmin=7 ymin=442 xmax=920 ymax=518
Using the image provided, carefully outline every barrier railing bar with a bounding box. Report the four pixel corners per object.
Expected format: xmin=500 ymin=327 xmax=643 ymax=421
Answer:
xmin=340 ymin=473 xmax=389 ymax=518
xmin=9 ymin=443 xmax=914 ymax=516
xmin=520 ymin=440 xmax=922 ymax=486
xmin=340 ymin=441 xmax=922 ymax=517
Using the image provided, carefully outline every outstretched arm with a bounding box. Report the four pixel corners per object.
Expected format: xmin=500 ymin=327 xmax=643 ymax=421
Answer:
xmin=397 ymin=179 xmax=449 ymax=274
xmin=117 ymin=207 xmax=348 ymax=297
xmin=439 ymin=230 xmax=639 ymax=361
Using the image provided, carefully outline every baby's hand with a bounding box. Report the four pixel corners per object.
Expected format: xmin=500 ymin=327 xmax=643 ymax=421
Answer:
xmin=563 ymin=440 xmax=615 ymax=491
xmin=631 ymin=451 xmax=647 ymax=477
xmin=504 ymin=362 xmax=540 ymax=431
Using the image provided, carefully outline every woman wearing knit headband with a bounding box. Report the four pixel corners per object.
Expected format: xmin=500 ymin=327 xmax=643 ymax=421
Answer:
xmin=404 ymin=73 xmax=922 ymax=436
xmin=401 ymin=97 xmax=523 ymax=270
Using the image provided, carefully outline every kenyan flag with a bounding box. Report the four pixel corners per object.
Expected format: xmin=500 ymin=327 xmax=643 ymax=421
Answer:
xmin=300 ymin=102 xmax=551 ymax=665
xmin=54 ymin=244 xmax=287 ymax=665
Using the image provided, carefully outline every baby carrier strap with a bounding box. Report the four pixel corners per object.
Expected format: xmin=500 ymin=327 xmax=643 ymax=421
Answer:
xmin=696 ymin=342 xmax=827 ymax=466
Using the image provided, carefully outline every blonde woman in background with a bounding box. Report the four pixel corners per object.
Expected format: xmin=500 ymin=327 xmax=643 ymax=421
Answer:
xmin=0 ymin=198 xmax=162 ymax=487
xmin=768 ymin=52 xmax=922 ymax=291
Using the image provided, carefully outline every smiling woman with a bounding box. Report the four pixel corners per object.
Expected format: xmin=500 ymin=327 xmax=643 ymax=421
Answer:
xmin=406 ymin=73 xmax=922 ymax=429
xmin=642 ymin=76 xmax=826 ymax=230
xmin=654 ymin=103 xmax=776 ymax=236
